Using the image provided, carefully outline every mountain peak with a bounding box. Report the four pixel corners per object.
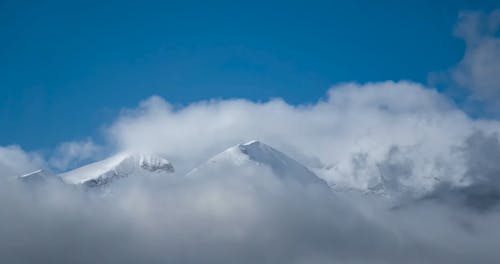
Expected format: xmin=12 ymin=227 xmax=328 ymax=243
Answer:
xmin=237 ymin=140 xmax=276 ymax=158
xmin=59 ymin=152 xmax=174 ymax=186
xmin=131 ymin=153 xmax=174 ymax=172
xmin=240 ymin=140 xmax=261 ymax=146
xmin=190 ymin=140 xmax=327 ymax=186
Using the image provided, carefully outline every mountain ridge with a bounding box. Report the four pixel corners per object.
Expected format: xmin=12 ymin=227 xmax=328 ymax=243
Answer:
xmin=58 ymin=152 xmax=174 ymax=186
xmin=18 ymin=140 xmax=327 ymax=188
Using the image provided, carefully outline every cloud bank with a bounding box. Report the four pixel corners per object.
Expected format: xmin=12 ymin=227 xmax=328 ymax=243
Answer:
xmin=2 ymin=154 xmax=500 ymax=264
xmin=108 ymin=81 xmax=500 ymax=199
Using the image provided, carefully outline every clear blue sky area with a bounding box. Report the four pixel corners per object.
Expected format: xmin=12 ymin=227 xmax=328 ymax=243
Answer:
xmin=1 ymin=0 xmax=498 ymax=149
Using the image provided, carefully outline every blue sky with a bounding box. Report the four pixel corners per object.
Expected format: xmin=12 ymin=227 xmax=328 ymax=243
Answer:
xmin=1 ymin=0 xmax=498 ymax=150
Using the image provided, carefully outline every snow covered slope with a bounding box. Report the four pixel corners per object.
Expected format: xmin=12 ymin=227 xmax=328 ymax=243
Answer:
xmin=59 ymin=153 xmax=174 ymax=187
xmin=20 ymin=141 xmax=324 ymax=189
xmin=188 ymin=140 xmax=327 ymax=186
xmin=19 ymin=169 xmax=57 ymax=183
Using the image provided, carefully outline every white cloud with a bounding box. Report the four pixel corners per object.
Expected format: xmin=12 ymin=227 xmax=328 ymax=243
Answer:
xmin=107 ymin=81 xmax=500 ymax=198
xmin=1 ymin=152 xmax=500 ymax=263
xmin=451 ymin=10 xmax=500 ymax=106
xmin=0 ymin=145 xmax=44 ymax=178
xmin=49 ymin=138 xmax=101 ymax=171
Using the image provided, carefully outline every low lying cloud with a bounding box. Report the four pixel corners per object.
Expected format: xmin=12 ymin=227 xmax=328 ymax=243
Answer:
xmin=1 ymin=162 xmax=500 ymax=264
xmin=422 ymin=131 xmax=500 ymax=211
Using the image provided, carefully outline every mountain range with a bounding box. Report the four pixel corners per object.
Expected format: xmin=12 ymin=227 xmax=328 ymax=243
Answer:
xmin=19 ymin=140 xmax=327 ymax=189
xmin=18 ymin=139 xmax=500 ymax=211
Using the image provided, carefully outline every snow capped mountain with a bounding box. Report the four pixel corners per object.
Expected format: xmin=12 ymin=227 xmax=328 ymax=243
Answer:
xmin=59 ymin=153 xmax=174 ymax=187
xmin=18 ymin=141 xmax=327 ymax=189
xmin=188 ymin=140 xmax=327 ymax=186
xmin=18 ymin=140 xmax=437 ymax=200
xmin=19 ymin=169 xmax=57 ymax=183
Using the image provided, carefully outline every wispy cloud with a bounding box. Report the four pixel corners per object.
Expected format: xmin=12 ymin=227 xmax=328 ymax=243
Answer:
xmin=49 ymin=138 xmax=102 ymax=171
xmin=0 ymin=145 xmax=44 ymax=178
xmin=451 ymin=10 xmax=500 ymax=108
